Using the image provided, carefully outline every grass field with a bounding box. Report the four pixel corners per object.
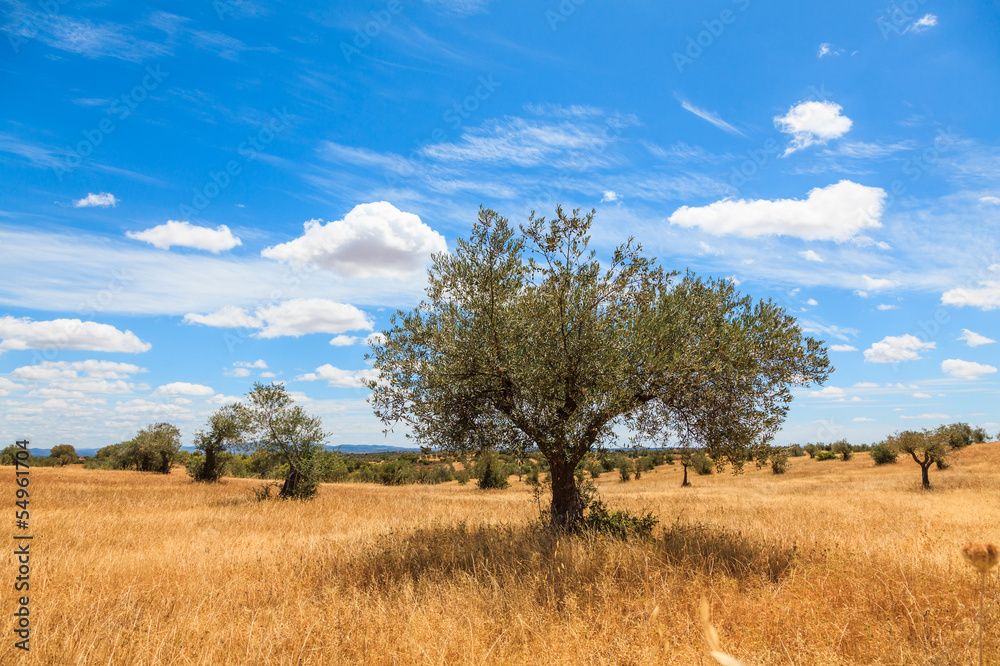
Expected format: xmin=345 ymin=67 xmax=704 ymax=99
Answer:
xmin=5 ymin=443 xmax=1000 ymax=664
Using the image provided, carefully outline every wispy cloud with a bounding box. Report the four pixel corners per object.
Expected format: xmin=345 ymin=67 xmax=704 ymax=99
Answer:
xmin=677 ymin=98 xmax=745 ymax=137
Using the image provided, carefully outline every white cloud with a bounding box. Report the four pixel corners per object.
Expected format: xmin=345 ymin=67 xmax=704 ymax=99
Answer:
xmin=12 ymin=360 xmax=143 ymax=381
xmin=73 ymin=192 xmax=119 ymax=208
xmin=806 ymin=298 xmax=818 ymax=306
xmin=941 ymin=359 xmax=998 ymax=381
xmin=185 ymin=298 xmax=372 ymax=339
xmin=863 ymin=334 xmax=935 ymax=363
xmin=601 ymin=190 xmax=619 ymax=203
xmin=959 ymin=329 xmax=996 ymax=347
xmin=774 ymin=101 xmax=852 ymax=156
xmin=900 ymin=413 xmax=950 ymax=420
xmin=800 ymin=250 xmax=824 ymax=262
xmin=151 ymin=382 xmax=215 ymax=397
xmin=911 ymin=14 xmax=937 ymax=31
xmin=0 ymin=317 xmax=151 ymax=354
xmin=810 ymin=386 xmax=846 ymax=399
xmin=980 ymin=196 xmax=1000 ymax=205
xmin=912 ymin=392 xmax=932 ymax=399
xmin=259 ymin=372 xmax=276 ymax=378
xmin=329 ymin=335 xmax=358 ymax=346
xmin=853 ymin=381 xmax=879 ymax=388
xmin=224 ymin=367 xmax=251 ymax=377
xmin=235 ymin=359 xmax=268 ymax=369
xmin=294 ymin=364 xmax=379 ymax=388
xmin=126 ymin=221 xmax=242 ymax=253
xmin=261 ymin=202 xmax=447 ymax=278
xmin=829 ymin=344 xmax=857 ymax=352
xmin=818 ymin=43 xmax=831 ymax=57
xmin=678 ymin=99 xmax=745 ymax=136
xmin=942 ymin=281 xmax=1000 ymax=310
xmin=668 ymin=180 xmax=885 ymax=242
xmin=852 ymin=417 xmax=875 ymax=422
xmin=0 ymin=378 xmax=22 ymax=396
xmin=877 ymin=304 xmax=899 ymax=311
xmin=183 ymin=305 xmax=262 ymax=329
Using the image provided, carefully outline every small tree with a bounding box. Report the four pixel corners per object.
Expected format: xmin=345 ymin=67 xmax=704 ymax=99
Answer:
xmin=888 ymin=428 xmax=949 ymax=489
xmin=49 ymin=444 xmax=78 ymax=466
xmin=944 ymin=422 xmax=973 ymax=449
xmin=804 ymin=443 xmax=817 ymax=459
xmin=770 ymin=447 xmax=790 ymax=474
xmin=474 ymin=449 xmax=510 ymax=489
xmin=189 ymin=404 xmax=244 ymax=483
xmin=971 ymin=427 xmax=988 ymax=444
xmin=234 ymin=383 xmax=327 ymax=499
xmin=869 ymin=444 xmax=898 ymax=465
xmin=831 ymin=439 xmax=853 ymax=461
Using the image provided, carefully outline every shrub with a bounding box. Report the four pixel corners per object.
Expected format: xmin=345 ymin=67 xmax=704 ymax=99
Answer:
xmin=617 ymin=457 xmax=633 ymax=482
xmin=971 ymin=427 xmax=988 ymax=443
xmin=804 ymin=444 xmax=817 ymax=459
xmin=584 ymin=500 xmax=659 ymax=540
xmin=869 ymin=444 xmax=897 ymax=465
xmin=475 ymin=450 xmax=510 ymax=490
xmin=523 ymin=467 xmax=539 ymax=487
xmin=815 ymin=449 xmax=837 ymax=461
xmin=691 ymin=451 xmax=714 ymax=475
xmin=788 ymin=444 xmax=805 ymax=457
xmin=770 ymin=448 xmax=790 ymax=474
xmin=456 ymin=469 xmax=471 ymax=485
xmin=831 ymin=439 xmax=853 ymax=461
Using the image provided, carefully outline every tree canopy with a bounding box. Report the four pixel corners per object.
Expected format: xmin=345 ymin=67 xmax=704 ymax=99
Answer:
xmin=368 ymin=207 xmax=831 ymax=529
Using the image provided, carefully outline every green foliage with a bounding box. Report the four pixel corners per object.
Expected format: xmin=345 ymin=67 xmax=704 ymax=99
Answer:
xmin=691 ymin=450 xmax=715 ymax=475
xmin=831 ymin=439 xmax=853 ymax=461
xmin=456 ymin=469 xmax=471 ymax=485
xmin=815 ymin=449 xmax=837 ymax=461
xmin=190 ymin=404 xmax=244 ymax=483
xmin=233 ymin=383 xmax=327 ymax=500
xmin=971 ymin=427 xmax=988 ymax=444
xmin=367 ymin=206 xmax=832 ymax=529
xmin=886 ymin=427 xmax=951 ymax=489
xmin=769 ymin=448 xmax=790 ymax=474
xmin=787 ymin=444 xmax=805 ymax=457
xmin=943 ymin=422 xmax=972 ymax=449
xmin=99 ymin=423 xmax=182 ymax=473
xmin=584 ymin=500 xmax=659 ymax=540
xmin=869 ymin=444 xmax=898 ymax=465
xmin=804 ymin=444 xmax=817 ymax=458
xmin=49 ymin=444 xmax=78 ymax=466
xmin=474 ymin=449 xmax=510 ymax=490
xmin=524 ymin=467 xmax=539 ymax=487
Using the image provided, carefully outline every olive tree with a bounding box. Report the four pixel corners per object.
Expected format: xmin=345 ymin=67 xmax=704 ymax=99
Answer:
xmin=189 ymin=404 xmax=244 ymax=483
xmin=49 ymin=444 xmax=78 ymax=466
xmin=887 ymin=428 xmax=949 ymax=489
xmin=233 ymin=383 xmax=327 ymax=499
xmin=368 ymin=207 xmax=831 ymax=530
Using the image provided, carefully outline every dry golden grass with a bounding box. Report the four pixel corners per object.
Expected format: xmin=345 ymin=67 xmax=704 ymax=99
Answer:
xmin=5 ymin=443 xmax=1000 ymax=664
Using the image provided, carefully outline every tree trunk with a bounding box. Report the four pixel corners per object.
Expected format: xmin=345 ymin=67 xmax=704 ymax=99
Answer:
xmin=921 ymin=463 xmax=931 ymax=489
xmin=204 ymin=446 xmax=218 ymax=482
xmin=281 ymin=464 xmax=301 ymax=498
xmin=549 ymin=459 xmax=583 ymax=531
xmin=681 ymin=463 xmax=690 ymax=487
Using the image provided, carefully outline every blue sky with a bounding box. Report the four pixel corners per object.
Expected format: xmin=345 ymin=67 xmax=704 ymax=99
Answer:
xmin=1 ymin=0 xmax=998 ymax=451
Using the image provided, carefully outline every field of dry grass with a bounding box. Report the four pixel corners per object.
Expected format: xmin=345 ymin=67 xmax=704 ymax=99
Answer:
xmin=5 ymin=442 xmax=1000 ymax=665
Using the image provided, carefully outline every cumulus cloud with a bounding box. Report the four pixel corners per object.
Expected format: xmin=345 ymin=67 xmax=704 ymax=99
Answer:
xmin=329 ymin=335 xmax=358 ymax=346
xmin=829 ymin=344 xmax=857 ymax=352
xmin=126 ymin=221 xmax=242 ymax=253
xmin=0 ymin=377 xmax=22 ymax=396
xmin=601 ymin=190 xmax=619 ymax=202
xmin=294 ymin=364 xmax=379 ymax=388
xmin=774 ymin=101 xmax=852 ymax=155
xmin=800 ymin=250 xmax=824 ymax=262
xmin=810 ymin=386 xmax=846 ymax=399
xmin=73 ymin=192 xmax=119 ymax=208
xmin=262 ymin=202 xmax=447 ymax=278
xmin=668 ymin=180 xmax=885 ymax=242
xmin=959 ymin=329 xmax=996 ymax=347
xmin=942 ymin=279 xmax=1000 ymax=310
xmin=941 ymin=359 xmax=998 ymax=380
xmin=863 ymin=334 xmax=935 ymax=363
xmin=184 ymin=298 xmax=372 ymax=339
xmin=0 ymin=317 xmax=151 ymax=354
xmin=151 ymin=382 xmax=215 ymax=397
xmin=225 ymin=367 xmax=251 ymax=377
xmin=912 ymin=392 xmax=932 ymax=399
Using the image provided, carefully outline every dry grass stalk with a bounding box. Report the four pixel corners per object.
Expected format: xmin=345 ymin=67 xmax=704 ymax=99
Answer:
xmin=700 ymin=596 xmax=747 ymax=666
xmin=961 ymin=542 xmax=999 ymax=666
